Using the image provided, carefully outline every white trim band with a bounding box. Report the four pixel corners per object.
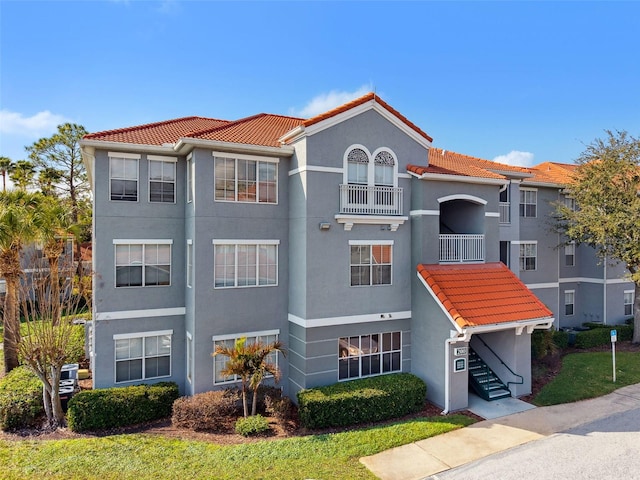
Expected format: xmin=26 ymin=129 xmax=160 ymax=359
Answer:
xmin=212 ymin=151 xmax=279 ymax=163
xmin=212 ymin=239 xmax=280 ymax=245
xmin=108 ymin=152 xmax=140 ymax=159
xmin=147 ymin=155 xmax=178 ymax=162
xmin=114 ymin=329 xmax=173 ymax=340
xmin=288 ymin=165 xmax=343 ymax=176
xmin=348 ymin=240 xmax=394 ymax=246
xmin=212 ymin=329 xmax=280 ymax=341
xmin=288 ymin=311 xmax=411 ymax=328
xmin=410 ymin=210 xmax=440 ymax=216
xmin=113 ymin=239 xmax=173 ymax=245
xmin=95 ymin=307 xmax=186 ymax=321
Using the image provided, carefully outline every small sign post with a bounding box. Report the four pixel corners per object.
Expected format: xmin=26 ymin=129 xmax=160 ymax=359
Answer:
xmin=611 ymin=330 xmax=617 ymax=383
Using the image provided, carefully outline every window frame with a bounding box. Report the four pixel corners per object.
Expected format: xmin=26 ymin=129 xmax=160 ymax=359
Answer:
xmin=186 ymin=331 xmax=193 ymax=383
xmin=565 ymin=242 xmax=576 ymax=267
xmin=343 ymin=145 xmax=399 ymax=188
xmin=624 ymin=290 xmax=635 ymax=316
xmin=109 ymin=152 xmax=140 ymax=202
xmin=213 ymin=153 xmax=279 ymax=204
xmin=212 ymin=330 xmax=280 ymax=385
xmin=113 ymin=239 xmax=173 ymax=288
xmin=186 ymin=154 xmax=194 ymax=204
xmin=148 ymin=155 xmax=177 ymax=204
xmin=518 ymin=242 xmax=537 ymax=271
xmin=186 ymin=239 xmax=193 ymax=288
xmin=338 ymin=331 xmax=402 ymax=381
xmin=349 ymin=240 xmax=393 ymax=287
xmin=519 ymin=188 xmax=537 ymax=218
xmin=212 ymin=240 xmax=279 ymax=289
xmin=113 ymin=330 xmax=172 ymax=384
xmin=564 ymin=290 xmax=575 ymax=316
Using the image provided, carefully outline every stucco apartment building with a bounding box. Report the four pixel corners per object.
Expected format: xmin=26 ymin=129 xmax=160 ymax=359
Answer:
xmin=80 ymin=93 xmax=634 ymax=412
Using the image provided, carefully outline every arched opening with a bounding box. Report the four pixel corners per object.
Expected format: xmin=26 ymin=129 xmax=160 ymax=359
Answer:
xmin=438 ymin=196 xmax=486 ymax=263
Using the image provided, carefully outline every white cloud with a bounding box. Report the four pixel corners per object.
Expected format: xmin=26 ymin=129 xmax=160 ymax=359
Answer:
xmin=294 ymin=85 xmax=373 ymax=118
xmin=0 ymin=109 xmax=68 ymax=136
xmin=493 ymin=150 xmax=535 ymax=167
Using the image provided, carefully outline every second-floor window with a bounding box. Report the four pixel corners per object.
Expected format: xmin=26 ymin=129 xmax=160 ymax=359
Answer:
xmin=350 ymin=242 xmax=392 ymax=286
xmin=564 ymin=290 xmax=575 ymax=316
xmin=625 ymin=291 xmax=635 ymax=316
xmin=519 ymin=242 xmax=537 ymax=271
xmin=213 ymin=240 xmax=278 ymax=288
xmin=149 ymin=157 xmax=176 ymax=203
xmin=110 ymin=153 xmax=139 ymax=202
xmin=114 ymin=240 xmax=172 ymax=287
xmin=519 ymin=189 xmax=537 ymax=217
xmin=565 ymin=242 xmax=575 ymax=266
xmin=214 ymin=155 xmax=277 ymax=204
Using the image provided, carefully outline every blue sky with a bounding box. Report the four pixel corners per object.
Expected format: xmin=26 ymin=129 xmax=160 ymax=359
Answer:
xmin=1 ymin=1 xmax=639 ymax=171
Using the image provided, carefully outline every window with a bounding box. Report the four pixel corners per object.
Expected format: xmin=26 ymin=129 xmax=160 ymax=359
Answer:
xmin=347 ymin=148 xmax=369 ymax=185
xmin=625 ymin=291 xmax=635 ymax=316
xmin=338 ymin=331 xmax=401 ymax=380
xmin=186 ymin=240 xmax=193 ymax=288
xmin=564 ymin=290 xmax=575 ymax=316
xmin=213 ymin=331 xmax=279 ymax=384
xmin=114 ymin=331 xmax=172 ymax=383
xmin=519 ymin=242 xmax=537 ymax=271
xmin=114 ymin=240 xmax=172 ymax=287
xmin=149 ymin=157 xmax=176 ymax=203
xmin=565 ymin=196 xmax=576 ymax=211
xmin=213 ymin=240 xmax=278 ymax=288
xmin=565 ymin=242 xmax=575 ymax=266
xmin=214 ymin=155 xmax=277 ymax=203
xmin=110 ymin=153 xmax=139 ymax=201
xmin=519 ymin=189 xmax=537 ymax=217
xmin=350 ymin=242 xmax=392 ymax=286
xmin=187 ymin=155 xmax=194 ymax=203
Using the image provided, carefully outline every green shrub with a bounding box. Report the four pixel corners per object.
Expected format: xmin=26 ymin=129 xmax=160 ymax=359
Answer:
xmin=0 ymin=366 xmax=44 ymax=431
xmin=552 ymin=330 xmax=569 ymax=349
xmin=67 ymin=382 xmax=179 ymax=432
xmin=235 ymin=414 xmax=270 ymax=436
xmin=575 ymin=324 xmax=633 ymax=349
xmin=65 ymin=324 xmax=86 ymax=364
xmin=172 ymin=389 xmax=241 ymax=431
xmin=297 ymin=373 xmax=426 ymax=429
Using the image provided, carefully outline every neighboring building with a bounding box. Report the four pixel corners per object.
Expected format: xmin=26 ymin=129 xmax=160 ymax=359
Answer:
xmin=80 ymin=93 xmax=634 ymax=412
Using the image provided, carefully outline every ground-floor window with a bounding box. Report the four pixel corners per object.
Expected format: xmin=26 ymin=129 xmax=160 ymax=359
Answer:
xmin=564 ymin=290 xmax=575 ymax=316
xmin=114 ymin=330 xmax=172 ymax=383
xmin=213 ymin=330 xmax=279 ymax=384
xmin=338 ymin=331 xmax=401 ymax=380
xmin=625 ymin=290 xmax=635 ymax=316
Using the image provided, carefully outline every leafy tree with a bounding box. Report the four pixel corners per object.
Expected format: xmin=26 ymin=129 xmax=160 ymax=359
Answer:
xmin=0 ymin=191 xmax=42 ymax=373
xmin=37 ymin=167 xmax=64 ymax=197
xmin=9 ymin=160 xmax=36 ymax=191
xmin=555 ymin=130 xmax=640 ymax=342
xmin=0 ymin=156 xmax=14 ymax=192
xmin=213 ymin=337 xmax=285 ymax=417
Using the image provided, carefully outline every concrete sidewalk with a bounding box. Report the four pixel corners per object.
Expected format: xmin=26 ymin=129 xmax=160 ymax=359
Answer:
xmin=360 ymin=383 xmax=640 ymax=480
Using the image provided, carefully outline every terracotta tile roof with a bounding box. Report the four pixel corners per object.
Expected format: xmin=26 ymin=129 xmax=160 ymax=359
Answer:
xmin=528 ymin=162 xmax=577 ymax=185
xmin=408 ymin=148 xmax=521 ymax=180
xmin=189 ymin=113 xmax=304 ymax=148
xmin=303 ymin=92 xmax=434 ymax=143
xmin=84 ymin=116 xmax=229 ymax=145
xmin=417 ymin=262 xmax=553 ymax=329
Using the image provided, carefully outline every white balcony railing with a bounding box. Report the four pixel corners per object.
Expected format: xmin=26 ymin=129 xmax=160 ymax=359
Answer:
xmin=439 ymin=234 xmax=485 ymax=263
xmin=499 ymin=202 xmax=510 ymax=224
xmin=339 ymin=184 xmax=403 ymax=215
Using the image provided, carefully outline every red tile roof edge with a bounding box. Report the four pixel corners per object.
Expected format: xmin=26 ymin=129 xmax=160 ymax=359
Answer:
xmin=185 ymin=112 xmax=305 ymax=139
xmin=83 ymin=116 xmax=228 ymax=141
xmin=303 ymin=92 xmax=434 ymax=143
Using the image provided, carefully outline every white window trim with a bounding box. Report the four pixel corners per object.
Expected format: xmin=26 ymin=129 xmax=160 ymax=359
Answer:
xmin=213 ymin=153 xmax=279 ymax=204
xmin=564 ymin=290 xmax=575 ymax=316
xmin=186 ymin=239 xmax=193 ymax=289
xmin=624 ymin=290 xmax=635 ymax=315
xmin=518 ymin=241 xmax=537 ymax=271
xmin=113 ymin=241 xmax=173 ymax=288
xmin=113 ymin=239 xmax=173 ymax=245
xmin=519 ymin=187 xmax=538 ymax=218
xmin=342 ymin=144 xmax=399 ymax=187
xmin=565 ymin=241 xmax=576 ymax=267
xmin=113 ymin=330 xmax=173 ymax=384
xmin=148 ymin=158 xmax=177 ymax=204
xmin=186 ymin=331 xmax=193 ymax=383
xmin=350 ymin=241 xmax=393 ymax=287
xmin=109 ymin=154 xmax=140 ymax=202
xmin=186 ymin=154 xmax=194 ymax=204
xmin=212 ymin=240 xmax=279 ymax=289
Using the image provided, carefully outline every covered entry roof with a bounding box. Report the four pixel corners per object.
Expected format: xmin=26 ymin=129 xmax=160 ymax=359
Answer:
xmin=417 ymin=262 xmax=553 ymax=329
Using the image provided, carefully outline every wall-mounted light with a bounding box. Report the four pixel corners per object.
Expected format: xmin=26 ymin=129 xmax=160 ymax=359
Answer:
xmin=319 ymin=222 xmax=331 ymax=231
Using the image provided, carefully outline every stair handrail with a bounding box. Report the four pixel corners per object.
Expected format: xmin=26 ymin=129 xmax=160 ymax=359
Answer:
xmin=475 ymin=337 xmax=524 ymax=388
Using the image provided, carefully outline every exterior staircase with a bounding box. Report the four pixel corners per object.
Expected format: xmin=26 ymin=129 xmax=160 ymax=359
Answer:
xmin=468 ymin=348 xmax=511 ymax=401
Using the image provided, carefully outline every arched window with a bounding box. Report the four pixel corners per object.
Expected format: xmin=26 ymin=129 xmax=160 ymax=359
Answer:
xmin=347 ymin=148 xmax=369 ymax=185
xmin=374 ymin=150 xmax=395 ymax=187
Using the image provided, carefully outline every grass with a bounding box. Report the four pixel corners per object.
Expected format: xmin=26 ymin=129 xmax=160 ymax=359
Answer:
xmin=534 ymin=351 xmax=640 ymax=406
xmin=0 ymin=414 xmax=474 ymax=480
xmin=0 ymin=312 xmax=91 ymax=343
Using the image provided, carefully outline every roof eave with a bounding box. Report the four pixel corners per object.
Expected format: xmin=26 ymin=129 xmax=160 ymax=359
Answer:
xmin=418 ymin=172 xmax=508 ymax=186
xmin=80 ymin=139 xmax=176 ymax=155
xmin=174 ymin=138 xmax=295 ymax=158
xmin=462 ymin=317 xmax=555 ymax=335
xmin=521 ymin=180 xmax=565 ymax=188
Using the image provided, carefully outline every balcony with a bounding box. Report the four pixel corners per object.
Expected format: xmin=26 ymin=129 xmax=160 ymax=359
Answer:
xmin=439 ymin=234 xmax=485 ymax=263
xmin=499 ymin=202 xmax=510 ymax=224
xmin=339 ymin=184 xmax=403 ymax=215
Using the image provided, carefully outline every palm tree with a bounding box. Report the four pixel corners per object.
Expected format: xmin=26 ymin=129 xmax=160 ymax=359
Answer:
xmin=9 ymin=160 xmax=36 ymax=191
xmin=37 ymin=167 xmax=63 ymax=197
xmin=0 ymin=157 xmax=14 ymax=192
xmin=0 ymin=191 xmax=42 ymax=373
xmin=213 ymin=337 xmax=286 ymax=417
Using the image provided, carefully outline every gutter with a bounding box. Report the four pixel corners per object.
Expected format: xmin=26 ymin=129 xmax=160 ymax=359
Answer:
xmin=418 ymin=172 xmax=508 ymax=187
xmin=173 ymin=137 xmax=295 ymax=158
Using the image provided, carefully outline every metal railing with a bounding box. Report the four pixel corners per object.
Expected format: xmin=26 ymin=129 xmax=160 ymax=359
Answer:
xmin=439 ymin=234 xmax=485 ymax=263
xmin=339 ymin=184 xmax=403 ymax=215
xmin=499 ymin=202 xmax=510 ymax=224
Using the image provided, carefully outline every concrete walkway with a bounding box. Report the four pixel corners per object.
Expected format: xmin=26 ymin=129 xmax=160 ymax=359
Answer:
xmin=361 ymin=383 xmax=640 ymax=480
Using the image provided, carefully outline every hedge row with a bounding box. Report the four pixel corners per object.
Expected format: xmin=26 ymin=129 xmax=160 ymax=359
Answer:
xmin=0 ymin=366 xmax=44 ymax=431
xmin=575 ymin=324 xmax=633 ymax=349
xmin=297 ymin=373 xmax=426 ymax=429
xmin=67 ymin=382 xmax=179 ymax=432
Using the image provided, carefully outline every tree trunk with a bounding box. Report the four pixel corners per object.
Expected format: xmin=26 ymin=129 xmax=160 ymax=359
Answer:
xmin=633 ymin=282 xmax=640 ymax=344
xmin=241 ymin=382 xmax=249 ymax=418
xmin=42 ymin=384 xmax=52 ymax=423
xmin=2 ymin=274 xmax=21 ymax=373
xmin=44 ymin=240 xmax=63 ymax=326
xmin=49 ymin=366 xmax=65 ymax=426
xmin=251 ymin=387 xmax=259 ymax=416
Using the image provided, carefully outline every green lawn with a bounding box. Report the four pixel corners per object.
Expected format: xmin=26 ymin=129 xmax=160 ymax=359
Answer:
xmin=0 ymin=414 xmax=473 ymax=480
xmin=534 ymin=351 xmax=640 ymax=406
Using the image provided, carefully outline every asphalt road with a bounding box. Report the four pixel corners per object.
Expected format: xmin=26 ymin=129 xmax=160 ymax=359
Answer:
xmin=428 ymin=407 xmax=640 ymax=480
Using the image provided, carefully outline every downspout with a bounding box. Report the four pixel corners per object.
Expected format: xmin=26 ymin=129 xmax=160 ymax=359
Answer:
xmin=603 ymin=256 xmax=608 ymax=325
xmin=442 ymin=329 xmax=472 ymax=415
